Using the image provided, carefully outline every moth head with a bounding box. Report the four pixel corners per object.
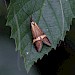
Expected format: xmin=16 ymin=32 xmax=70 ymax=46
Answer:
xmin=31 ymin=21 xmax=35 ymax=26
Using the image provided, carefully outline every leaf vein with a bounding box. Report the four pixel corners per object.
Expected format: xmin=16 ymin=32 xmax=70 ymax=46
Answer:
xmin=14 ymin=10 xmax=21 ymax=50
xmin=42 ymin=15 xmax=53 ymax=42
xmin=47 ymin=0 xmax=62 ymax=34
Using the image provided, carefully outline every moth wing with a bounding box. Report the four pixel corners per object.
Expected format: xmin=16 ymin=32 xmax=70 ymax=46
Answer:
xmin=34 ymin=40 xmax=42 ymax=52
xmin=42 ymin=37 xmax=51 ymax=46
xmin=31 ymin=22 xmax=44 ymax=38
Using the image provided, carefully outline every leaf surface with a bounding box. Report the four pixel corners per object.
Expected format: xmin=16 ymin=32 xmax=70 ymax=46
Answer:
xmin=6 ymin=0 xmax=75 ymax=72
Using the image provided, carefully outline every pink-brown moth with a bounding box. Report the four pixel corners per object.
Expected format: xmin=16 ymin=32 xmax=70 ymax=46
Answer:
xmin=30 ymin=18 xmax=51 ymax=52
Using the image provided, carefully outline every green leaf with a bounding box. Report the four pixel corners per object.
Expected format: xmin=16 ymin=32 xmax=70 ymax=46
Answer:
xmin=6 ymin=0 xmax=75 ymax=72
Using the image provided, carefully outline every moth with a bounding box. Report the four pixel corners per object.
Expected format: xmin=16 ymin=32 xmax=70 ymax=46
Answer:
xmin=31 ymin=18 xmax=51 ymax=52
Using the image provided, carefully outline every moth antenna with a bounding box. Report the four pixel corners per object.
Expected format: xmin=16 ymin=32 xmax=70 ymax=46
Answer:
xmin=30 ymin=16 xmax=32 ymax=22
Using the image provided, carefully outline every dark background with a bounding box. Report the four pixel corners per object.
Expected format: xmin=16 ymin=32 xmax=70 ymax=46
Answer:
xmin=0 ymin=0 xmax=75 ymax=75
